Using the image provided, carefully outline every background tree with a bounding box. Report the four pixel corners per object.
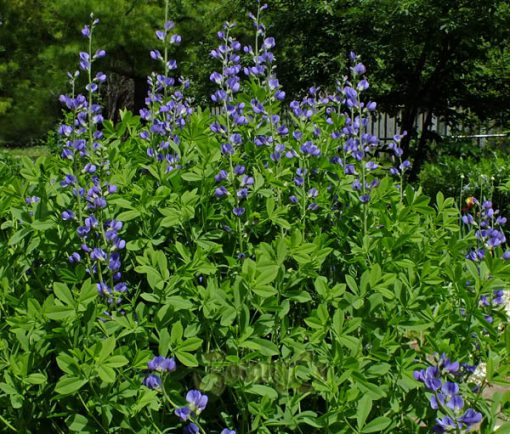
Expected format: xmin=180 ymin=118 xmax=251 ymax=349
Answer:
xmin=266 ymin=0 xmax=510 ymax=176
xmin=341 ymin=0 xmax=510 ymax=176
xmin=0 ymin=0 xmax=509 ymax=158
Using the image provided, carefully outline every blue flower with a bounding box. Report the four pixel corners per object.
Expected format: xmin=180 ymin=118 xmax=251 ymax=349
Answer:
xmin=241 ymin=176 xmax=254 ymax=186
xmin=147 ymin=356 xmax=177 ymax=372
xmin=183 ymin=423 xmax=199 ymax=434
xmin=236 ymin=188 xmax=248 ymax=199
xmin=142 ymin=374 xmax=162 ymax=389
xmin=215 ymin=186 xmax=229 ymax=198
xmin=187 ymin=390 xmax=208 ymax=412
xmin=462 ymin=214 xmax=474 ymax=225
xmin=308 ymin=188 xmax=319 ymax=198
xmin=215 ymin=170 xmax=228 ymax=182
xmin=263 ymin=37 xmax=275 ymax=49
xmin=300 ymin=141 xmax=321 ymax=156
xmin=234 ymin=165 xmax=246 ymax=175
xmin=221 ymin=143 xmax=235 ymax=155
xmin=81 ymin=25 xmax=91 ymax=38
xmin=352 ymin=63 xmax=367 ymax=75
xmin=438 ymin=353 xmax=460 ymax=374
xmin=25 ymin=196 xmax=40 ymax=205
xmin=175 ymin=406 xmax=191 ymax=421
xmin=61 ymin=210 xmax=75 ymax=220
xmin=457 ymin=408 xmax=482 ymax=426
xmin=233 ymin=207 xmax=245 ymax=217
xmin=433 ymin=416 xmax=456 ymax=433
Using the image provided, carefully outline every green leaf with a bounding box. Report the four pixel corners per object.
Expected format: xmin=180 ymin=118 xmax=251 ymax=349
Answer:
xmin=171 ymin=321 xmax=183 ymax=345
xmin=165 ymin=296 xmax=194 ymax=311
xmin=239 ymin=338 xmax=279 ymax=356
xmin=299 ymin=412 xmax=323 ymax=428
xmin=251 ymin=284 xmax=278 ymax=298
xmin=78 ymin=280 xmax=97 ymax=306
xmin=32 ymin=219 xmax=56 ymax=231
xmin=159 ymin=329 xmax=171 ymax=357
xmin=140 ymin=293 xmax=160 ymax=303
xmin=175 ymin=242 xmax=191 ymax=263
xmin=104 ymin=355 xmax=128 ymax=368
xmin=160 ymin=209 xmax=180 ymax=228
xmin=177 ymin=337 xmax=203 ymax=352
xmin=362 ymin=416 xmax=391 ymax=433
xmin=175 ymin=351 xmax=198 ymax=367
xmin=367 ymin=363 xmax=391 ymax=377
xmin=55 ymin=376 xmax=87 ymax=395
xmin=285 ymin=290 xmax=312 ymax=302
xmin=45 ymin=304 xmax=76 ymax=321
xmin=357 ymin=395 xmax=373 ymax=430
xmin=108 ymin=198 xmax=134 ymax=209
xmin=96 ymin=365 xmax=116 ymax=383
xmin=99 ymin=337 xmax=116 ymax=362
xmin=181 ymin=171 xmax=204 ymax=182
xmin=131 ymin=389 xmax=160 ymax=415
xmin=495 ymin=422 xmax=510 ymax=433
xmin=116 ymin=209 xmax=141 ymax=221
xmin=8 ymin=228 xmax=31 ymax=246
xmin=255 ymin=265 xmax=279 ymax=286
xmin=25 ymin=373 xmax=47 ymax=385
xmin=337 ymin=334 xmax=359 ymax=353
xmin=0 ymin=383 xmax=17 ymax=395
xmin=68 ymin=414 xmax=92 ymax=433
xmin=397 ymin=322 xmax=434 ymax=331
xmin=314 ymin=276 xmax=329 ymax=298
xmin=53 ymin=282 xmax=74 ymax=306
xmin=56 ymin=353 xmax=79 ymax=375
xmin=346 ymin=274 xmax=359 ymax=294
xmin=246 ymin=384 xmax=278 ymax=400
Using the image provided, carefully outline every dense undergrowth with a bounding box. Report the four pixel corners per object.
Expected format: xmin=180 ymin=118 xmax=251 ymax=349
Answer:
xmin=1 ymin=3 xmax=510 ymax=433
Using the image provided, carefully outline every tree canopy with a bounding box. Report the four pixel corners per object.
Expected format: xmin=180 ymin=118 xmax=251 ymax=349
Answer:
xmin=0 ymin=0 xmax=509 ymax=151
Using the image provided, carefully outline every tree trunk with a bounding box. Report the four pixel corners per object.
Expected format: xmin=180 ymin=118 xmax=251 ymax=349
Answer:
xmin=399 ymin=35 xmax=433 ymax=154
xmin=409 ymin=110 xmax=434 ymax=180
xmin=401 ymin=33 xmax=458 ymax=178
xmin=133 ymin=76 xmax=149 ymax=114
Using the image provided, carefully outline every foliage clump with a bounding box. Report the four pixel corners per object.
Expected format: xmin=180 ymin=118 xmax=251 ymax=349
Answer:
xmin=1 ymin=3 xmax=510 ymax=434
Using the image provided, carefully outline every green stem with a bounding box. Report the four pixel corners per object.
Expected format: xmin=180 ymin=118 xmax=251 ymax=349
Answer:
xmin=0 ymin=415 xmax=16 ymax=432
xmin=163 ymin=0 xmax=169 ymax=99
xmin=78 ymin=392 xmax=108 ymax=434
xmin=300 ymin=158 xmax=308 ymax=239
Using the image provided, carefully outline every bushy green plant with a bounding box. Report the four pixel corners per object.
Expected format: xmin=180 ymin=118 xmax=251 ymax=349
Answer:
xmin=418 ymin=152 xmax=510 ymax=218
xmin=1 ymin=4 xmax=510 ymax=434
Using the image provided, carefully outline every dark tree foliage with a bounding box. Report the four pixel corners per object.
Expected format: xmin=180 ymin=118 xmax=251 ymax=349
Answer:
xmin=265 ymin=0 xmax=510 ymax=175
xmin=343 ymin=0 xmax=510 ymax=176
xmin=0 ymin=0 xmax=508 ymax=157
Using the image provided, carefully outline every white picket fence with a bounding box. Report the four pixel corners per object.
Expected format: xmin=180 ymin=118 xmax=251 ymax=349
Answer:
xmin=367 ymin=111 xmax=506 ymax=143
xmin=208 ymin=106 xmax=508 ymax=145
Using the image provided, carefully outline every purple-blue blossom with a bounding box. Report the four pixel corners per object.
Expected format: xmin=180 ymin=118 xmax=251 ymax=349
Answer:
xmin=183 ymin=424 xmax=199 ymax=434
xmin=148 ymin=356 xmax=177 ymax=372
xmin=142 ymin=374 xmax=162 ymax=389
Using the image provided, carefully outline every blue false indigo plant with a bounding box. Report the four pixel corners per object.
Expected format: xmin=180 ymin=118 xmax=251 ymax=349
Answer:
xmin=140 ymin=1 xmax=192 ymax=180
xmin=414 ymin=354 xmax=483 ymax=433
xmin=141 ymin=355 xmax=236 ymax=434
xmin=58 ymin=15 xmax=127 ymax=308
xmin=4 ymin=3 xmax=510 ymax=434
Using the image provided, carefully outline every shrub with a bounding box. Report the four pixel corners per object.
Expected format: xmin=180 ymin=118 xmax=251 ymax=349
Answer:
xmin=1 ymin=3 xmax=510 ymax=433
xmin=418 ymin=153 xmax=510 ymax=218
